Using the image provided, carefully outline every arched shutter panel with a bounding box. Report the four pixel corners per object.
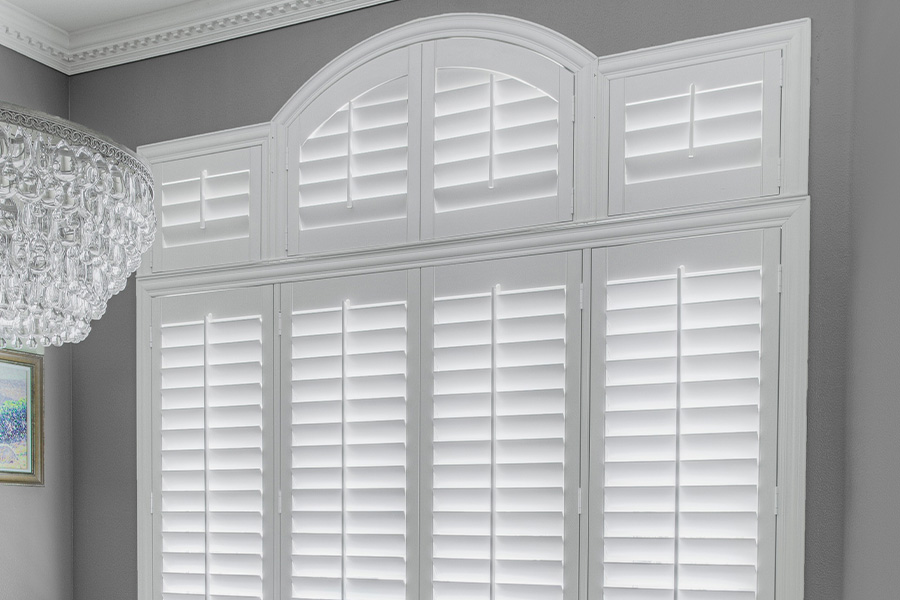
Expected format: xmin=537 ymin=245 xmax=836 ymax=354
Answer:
xmin=423 ymin=38 xmax=574 ymax=238
xmin=285 ymin=272 xmax=413 ymax=600
xmin=153 ymin=286 xmax=275 ymax=600
xmin=426 ymin=253 xmax=580 ymax=600
xmin=592 ymin=231 xmax=779 ymax=600
xmin=290 ymin=48 xmax=414 ymax=254
xmin=146 ymin=128 xmax=267 ymax=273
xmin=607 ymin=50 xmax=783 ymax=215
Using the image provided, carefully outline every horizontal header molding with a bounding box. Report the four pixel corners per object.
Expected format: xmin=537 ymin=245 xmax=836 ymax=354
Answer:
xmin=0 ymin=0 xmax=399 ymax=75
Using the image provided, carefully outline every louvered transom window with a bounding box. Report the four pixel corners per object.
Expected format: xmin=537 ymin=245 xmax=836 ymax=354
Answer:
xmin=153 ymin=140 xmax=264 ymax=271
xmin=297 ymin=73 xmax=410 ymax=253
xmin=287 ymin=273 xmax=410 ymax=600
xmin=596 ymin=231 xmax=779 ymax=600
xmin=608 ymin=50 xmax=783 ymax=214
xmin=430 ymin=254 xmax=575 ymax=600
xmin=156 ymin=288 xmax=272 ymax=600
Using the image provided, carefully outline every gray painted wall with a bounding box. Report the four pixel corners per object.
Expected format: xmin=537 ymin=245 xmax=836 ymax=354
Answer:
xmin=0 ymin=44 xmax=73 ymax=600
xmin=0 ymin=43 xmax=68 ymax=117
xmin=845 ymin=0 xmax=900 ymax=598
xmin=65 ymin=1 xmax=854 ymax=599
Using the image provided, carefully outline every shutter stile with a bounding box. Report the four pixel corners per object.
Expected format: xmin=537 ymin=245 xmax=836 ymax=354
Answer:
xmin=290 ymin=290 xmax=408 ymax=600
xmin=603 ymin=264 xmax=763 ymax=600
xmin=432 ymin=274 xmax=568 ymax=600
xmin=159 ymin=301 xmax=267 ymax=600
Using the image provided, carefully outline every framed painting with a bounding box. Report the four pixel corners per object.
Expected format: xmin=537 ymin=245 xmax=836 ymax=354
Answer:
xmin=0 ymin=349 xmax=43 ymax=485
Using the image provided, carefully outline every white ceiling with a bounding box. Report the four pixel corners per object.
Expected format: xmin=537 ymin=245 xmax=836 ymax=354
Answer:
xmin=0 ymin=0 xmax=397 ymax=75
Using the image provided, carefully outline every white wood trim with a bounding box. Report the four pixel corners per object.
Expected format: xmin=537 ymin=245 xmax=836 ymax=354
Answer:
xmin=0 ymin=0 xmax=400 ymax=75
xmin=136 ymin=196 xmax=809 ymax=295
xmin=135 ymin=285 xmax=153 ymax=600
xmin=776 ymin=198 xmax=809 ymax=600
xmin=0 ymin=0 xmax=71 ymax=71
xmin=273 ymin=13 xmax=596 ymax=128
xmin=138 ymin=122 xmax=271 ymax=163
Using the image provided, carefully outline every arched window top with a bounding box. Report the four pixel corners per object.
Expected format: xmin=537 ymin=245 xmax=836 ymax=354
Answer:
xmin=274 ymin=13 xmax=595 ymax=125
xmin=277 ymin=14 xmax=595 ymax=254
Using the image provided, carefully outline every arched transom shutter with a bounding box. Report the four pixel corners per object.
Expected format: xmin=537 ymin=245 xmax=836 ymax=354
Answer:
xmin=423 ymin=38 xmax=574 ymax=238
xmin=287 ymin=38 xmax=576 ymax=254
xmin=291 ymin=48 xmax=414 ymax=254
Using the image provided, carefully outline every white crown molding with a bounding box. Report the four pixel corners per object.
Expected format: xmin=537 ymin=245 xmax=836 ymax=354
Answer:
xmin=0 ymin=0 xmax=399 ymax=75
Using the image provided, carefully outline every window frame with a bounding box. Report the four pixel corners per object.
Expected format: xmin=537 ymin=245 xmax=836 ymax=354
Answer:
xmin=136 ymin=14 xmax=810 ymax=600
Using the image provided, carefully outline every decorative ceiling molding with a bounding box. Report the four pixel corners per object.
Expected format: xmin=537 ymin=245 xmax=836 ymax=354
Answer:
xmin=0 ymin=0 xmax=399 ymax=75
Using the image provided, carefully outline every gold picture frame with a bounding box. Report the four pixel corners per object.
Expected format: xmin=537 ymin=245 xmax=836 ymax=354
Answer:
xmin=0 ymin=349 xmax=43 ymax=485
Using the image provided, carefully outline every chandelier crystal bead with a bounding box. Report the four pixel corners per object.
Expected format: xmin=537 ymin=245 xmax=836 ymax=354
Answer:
xmin=0 ymin=102 xmax=155 ymax=348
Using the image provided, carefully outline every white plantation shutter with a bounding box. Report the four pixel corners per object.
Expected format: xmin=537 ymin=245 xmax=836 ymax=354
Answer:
xmin=290 ymin=48 xmax=414 ymax=254
xmin=423 ymin=39 xmax=574 ymax=238
xmin=592 ymin=231 xmax=779 ymax=600
xmin=151 ymin=137 xmax=265 ymax=271
xmin=285 ymin=271 xmax=413 ymax=600
xmin=153 ymin=287 xmax=274 ymax=600
xmin=607 ymin=51 xmax=783 ymax=215
xmin=426 ymin=253 xmax=580 ymax=600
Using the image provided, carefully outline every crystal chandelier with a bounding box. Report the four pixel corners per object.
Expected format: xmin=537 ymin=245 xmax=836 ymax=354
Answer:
xmin=0 ymin=102 xmax=155 ymax=348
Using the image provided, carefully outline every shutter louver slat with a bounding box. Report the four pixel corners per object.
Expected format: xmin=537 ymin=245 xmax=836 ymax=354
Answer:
xmin=291 ymin=284 xmax=408 ymax=600
xmin=159 ymin=300 xmax=267 ymax=600
xmin=433 ymin=273 xmax=567 ymax=600
xmin=603 ymin=263 xmax=763 ymax=600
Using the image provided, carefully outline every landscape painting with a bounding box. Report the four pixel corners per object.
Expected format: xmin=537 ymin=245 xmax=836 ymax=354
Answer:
xmin=0 ymin=350 xmax=42 ymax=485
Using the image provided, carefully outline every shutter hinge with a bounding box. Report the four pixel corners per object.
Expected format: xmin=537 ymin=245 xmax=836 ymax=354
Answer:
xmin=579 ymin=283 xmax=584 ymax=310
xmin=150 ymin=492 xmax=154 ymax=515
xmin=277 ymin=312 xmax=283 ymax=337
xmin=577 ymin=488 xmax=583 ymax=515
xmin=278 ymin=490 xmax=283 ymax=515
xmin=149 ymin=333 xmax=153 ymax=350
xmin=570 ymin=93 xmax=576 ymax=123
xmin=774 ymin=486 xmax=779 ymax=515
xmin=777 ymin=265 xmax=783 ymax=294
xmin=286 ymin=142 xmax=290 ymax=172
